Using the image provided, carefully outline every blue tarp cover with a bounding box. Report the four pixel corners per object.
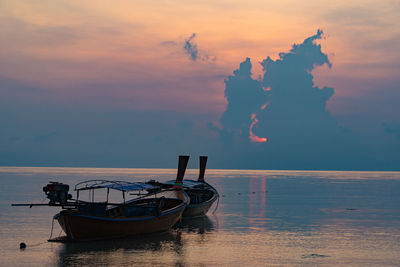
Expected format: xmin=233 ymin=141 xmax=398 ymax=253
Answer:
xmin=75 ymin=180 xmax=157 ymax=192
xmin=164 ymin=179 xmax=203 ymax=188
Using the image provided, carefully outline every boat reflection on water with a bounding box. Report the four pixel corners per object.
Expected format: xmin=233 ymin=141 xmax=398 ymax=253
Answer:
xmin=56 ymin=216 xmax=216 ymax=266
xmin=174 ymin=215 xmax=215 ymax=235
xmin=57 ymin=231 xmax=183 ymax=266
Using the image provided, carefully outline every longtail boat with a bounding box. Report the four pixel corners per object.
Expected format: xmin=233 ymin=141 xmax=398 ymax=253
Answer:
xmin=148 ymin=156 xmax=219 ymax=218
xmin=12 ymin=156 xmax=191 ymax=241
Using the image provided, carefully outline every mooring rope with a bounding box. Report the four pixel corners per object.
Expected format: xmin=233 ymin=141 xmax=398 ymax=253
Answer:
xmin=20 ymin=240 xmax=47 ymax=249
xmin=49 ymin=217 xmax=55 ymax=240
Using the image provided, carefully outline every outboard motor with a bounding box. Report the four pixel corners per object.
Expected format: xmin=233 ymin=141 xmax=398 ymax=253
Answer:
xmin=43 ymin=182 xmax=71 ymax=205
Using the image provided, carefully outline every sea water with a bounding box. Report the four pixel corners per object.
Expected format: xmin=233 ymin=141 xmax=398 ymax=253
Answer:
xmin=0 ymin=167 xmax=399 ymax=266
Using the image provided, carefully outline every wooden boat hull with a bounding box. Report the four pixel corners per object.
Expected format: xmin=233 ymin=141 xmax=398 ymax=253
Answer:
xmin=182 ymin=189 xmax=218 ymax=218
xmin=56 ymin=206 xmax=185 ymax=241
xmin=55 ymin=190 xmax=189 ymax=241
xmin=146 ymin=179 xmax=219 ymax=218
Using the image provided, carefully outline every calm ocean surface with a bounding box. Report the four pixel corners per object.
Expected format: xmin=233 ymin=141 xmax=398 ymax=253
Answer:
xmin=1 ymin=167 xmax=400 ymax=266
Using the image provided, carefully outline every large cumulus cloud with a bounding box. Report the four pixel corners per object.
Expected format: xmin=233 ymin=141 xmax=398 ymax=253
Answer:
xmin=256 ymin=30 xmax=340 ymax=147
xmin=222 ymin=30 xmax=339 ymax=146
xmin=219 ymin=30 xmax=361 ymax=169
xmin=220 ymin=58 xmax=267 ymax=143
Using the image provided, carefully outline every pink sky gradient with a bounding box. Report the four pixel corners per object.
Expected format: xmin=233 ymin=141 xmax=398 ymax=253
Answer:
xmin=1 ymin=0 xmax=400 ymax=170
xmin=1 ymin=0 xmax=399 ymax=116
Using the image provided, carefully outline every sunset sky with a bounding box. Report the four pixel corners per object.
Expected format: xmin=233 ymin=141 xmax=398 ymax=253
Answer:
xmin=1 ymin=0 xmax=399 ymax=170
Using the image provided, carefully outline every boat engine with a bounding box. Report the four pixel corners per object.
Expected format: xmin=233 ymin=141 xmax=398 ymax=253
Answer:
xmin=43 ymin=182 xmax=72 ymax=205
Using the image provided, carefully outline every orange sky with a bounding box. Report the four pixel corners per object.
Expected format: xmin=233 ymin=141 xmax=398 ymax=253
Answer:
xmin=1 ymin=0 xmax=399 ymax=114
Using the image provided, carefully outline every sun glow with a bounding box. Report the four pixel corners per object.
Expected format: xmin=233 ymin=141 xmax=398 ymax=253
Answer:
xmin=249 ymin=113 xmax=267 ymax=143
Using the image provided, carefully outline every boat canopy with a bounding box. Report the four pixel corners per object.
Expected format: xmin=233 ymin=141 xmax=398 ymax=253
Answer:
xmin=75 ymin=180 xmax=158 ymax=192
xmin=164 ymin=179 xmax=204 ymax=188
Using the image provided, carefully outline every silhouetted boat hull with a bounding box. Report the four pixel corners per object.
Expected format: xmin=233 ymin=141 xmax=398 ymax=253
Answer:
xmin=12 ymin=155 xmax=192 ymax=242
xmin=56 ymin=205 xmax=185 ymax=241
xmin=182 ymin=187 xmax=218 ymax=217
xmin=153 ymin=180 xmax=219 ymax=218
xmin=147 ymin=155 xmax=219 ymax=218
xmin=54 ymin=188 xmax=189 ymax=241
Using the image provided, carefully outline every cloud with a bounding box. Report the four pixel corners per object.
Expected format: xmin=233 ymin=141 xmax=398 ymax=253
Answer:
xmin=218 ymin=30 xmax=372 ymax=169
xmin=220 ymin=58 xmax=267 ymax=142
xmin=2 ymin=28 xmax=399 ymax=170
xmin=161 ymin=40 xmax=177 ymax=46
xmin=0 ymin=101 xmax=219 ymax=168
xmin=0 ymin=76 xmax=42 ymax=93
xmin=256 ymin=29 xmax=337 ymax=146
xmin=382 ymin=122 xmax=400 ymax=141
xmin=184 ymin=33 xmax=199 ymax=61
xmin=207 ymin=122 xmax=221 ymax=133
xmin=221 ymin=30 xmax=337 ymax=146
xmin=183 ymin=33 xmax=216 ymax=62
xmin=0 ymin=75 xmax=46 ymax=103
